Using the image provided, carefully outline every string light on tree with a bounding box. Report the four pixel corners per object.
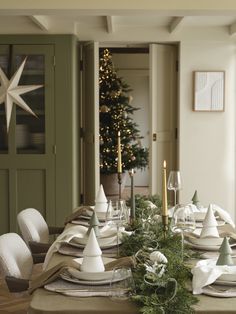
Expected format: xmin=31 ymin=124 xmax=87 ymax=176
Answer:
xmin=99 ymin=48 xmax=148 ymax=174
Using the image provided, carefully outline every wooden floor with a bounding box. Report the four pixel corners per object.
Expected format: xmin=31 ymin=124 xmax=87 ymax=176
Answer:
xmin=0 ymin=264 xmax=42 ymax=314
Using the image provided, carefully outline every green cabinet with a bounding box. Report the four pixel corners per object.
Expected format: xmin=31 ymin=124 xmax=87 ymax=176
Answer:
xmin=0 ymin=35 xmax=79 ymax=234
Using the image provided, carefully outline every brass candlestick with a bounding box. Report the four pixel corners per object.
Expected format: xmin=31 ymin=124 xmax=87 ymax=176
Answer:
xmin=117 ymin=172 xmax=122 ymax=200
xmin=162 ymin=215 xmax=169 ymax=239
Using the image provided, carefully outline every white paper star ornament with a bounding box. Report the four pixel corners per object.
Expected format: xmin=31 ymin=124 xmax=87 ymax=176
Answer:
xmin=0 ymin=57 xmax=43 ymax=132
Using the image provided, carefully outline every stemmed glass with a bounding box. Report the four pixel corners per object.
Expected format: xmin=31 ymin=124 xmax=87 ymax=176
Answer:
xmin=106 ymin=200 xmax=128 ymax=257
xmin=167 ymin=171 xmax=182 ymax=206
xmin=170 ymin=204 xmax=196 ymax=261
xmin=110 ymin=267 xmax=135 ymax=301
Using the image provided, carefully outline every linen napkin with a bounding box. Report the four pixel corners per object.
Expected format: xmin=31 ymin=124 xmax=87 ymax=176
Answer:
xmin=29 ymin=256 xmax=136 ymax=294
xmin=188 ymin=203 xmax=235 ymax=228
xmin=43 ymin=225 xmax=88 ymax=270
xmin=211 ymin=204 xmax=235 ymax=228
xmin=64 ymin=206 xmax=93 ymax=224
xmin=191 ymin=259 xmax=236 ymax=294
xmin=43 ymin=223 xmax=132 ymax=270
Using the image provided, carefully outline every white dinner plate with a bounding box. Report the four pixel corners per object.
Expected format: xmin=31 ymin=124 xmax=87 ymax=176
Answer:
xmin=186 ymin=236 xmax=223 ymax=247
xmin=60 ymin=272 xmax=122 ymax=286
xmin=185 ymin=240 xmax=220 ymax=251
xmin=61 ymin=272 xmax=110 ymax=285
xmin=214 ymin=279 xmax=236 ymax=286
xmin=68 ymin=257 xmax=114 ymax=281
xmin=196 ymin=220 xmax=225 ymax=228
xmin=69 ymin=238 xmax=121 ymax=249
xmin=218 ymin=273 xmax=236 ymax=282
xmin=202 ymin=285 xmax=236 ymax=297
xmin=71 ymin=219 xmax=106 ymax=227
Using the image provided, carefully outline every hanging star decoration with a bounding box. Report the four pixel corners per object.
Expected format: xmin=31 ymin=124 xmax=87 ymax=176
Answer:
xmin=0 ymin=57 xmax=43 ymax=132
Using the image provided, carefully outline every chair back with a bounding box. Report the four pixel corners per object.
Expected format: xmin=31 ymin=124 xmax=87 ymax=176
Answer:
xmin=0 ymin=233 xmax=33 ymax=279
xmin=17 ymin=208 xmax=49 ymax=244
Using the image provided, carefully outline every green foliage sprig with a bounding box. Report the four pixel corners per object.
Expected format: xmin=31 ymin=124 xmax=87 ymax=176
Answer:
xmin=121 ymin=195 xmax=198 ymax=314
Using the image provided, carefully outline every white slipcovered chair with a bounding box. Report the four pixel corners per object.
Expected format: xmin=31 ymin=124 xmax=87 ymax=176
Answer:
xmin=0 ymin=233 xmax=33 ymax=292
xmin=17 ymin=208 xmax=63 ymax=257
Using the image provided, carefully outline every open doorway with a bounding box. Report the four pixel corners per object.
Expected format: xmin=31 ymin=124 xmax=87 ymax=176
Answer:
xmin=80 ymin=42 xmax=178 ymax=205
xmin=110 ymin=48 xmax=150 ymax=196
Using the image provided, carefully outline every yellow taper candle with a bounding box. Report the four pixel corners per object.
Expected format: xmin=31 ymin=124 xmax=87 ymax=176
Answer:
xmin=162 ymin=160 xmax=168 ymax=216
xmin=117 ymin=131 xmax=122 ymax=173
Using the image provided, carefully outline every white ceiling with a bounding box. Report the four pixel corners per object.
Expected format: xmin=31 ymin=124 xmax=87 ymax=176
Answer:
xmin=1 ymin=1 xmax=236 ymax=38
xmin=0 ymin=15 xmax=235 ymax=36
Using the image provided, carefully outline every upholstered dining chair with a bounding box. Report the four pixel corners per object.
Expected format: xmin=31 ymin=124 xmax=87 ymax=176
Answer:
xmin=17 ymin=208 xmax=63 ymax=257
xmin=0 ymin=233 xmax=33 ymax=292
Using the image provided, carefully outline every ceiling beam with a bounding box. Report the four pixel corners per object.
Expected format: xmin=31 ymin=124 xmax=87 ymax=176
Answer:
xmin=229 ymin=21 xmax=236 ymax=35
xmin=29 ymin=15 xmax=50 ymax=31
xmin=169 ymin=16 xmax=185 ymax=33
xmin=106 ymin=16 xmax=114 ymax=33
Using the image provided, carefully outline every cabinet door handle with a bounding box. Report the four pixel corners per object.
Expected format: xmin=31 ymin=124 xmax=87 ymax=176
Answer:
xmin=53 ymin=145 xmax=57 ymax=154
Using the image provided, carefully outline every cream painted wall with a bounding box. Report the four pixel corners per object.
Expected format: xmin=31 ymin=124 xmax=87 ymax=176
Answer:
xmin=179 ymin=41 xmax=236 ymax=221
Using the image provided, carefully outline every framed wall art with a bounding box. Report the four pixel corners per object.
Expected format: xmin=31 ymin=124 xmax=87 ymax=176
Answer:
xmin=193 ymin=71 xmax=225 ymax=112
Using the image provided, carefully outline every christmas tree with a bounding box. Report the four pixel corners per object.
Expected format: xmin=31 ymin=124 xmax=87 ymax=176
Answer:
xmin=99 ymin=48 xmax=148 ymax=174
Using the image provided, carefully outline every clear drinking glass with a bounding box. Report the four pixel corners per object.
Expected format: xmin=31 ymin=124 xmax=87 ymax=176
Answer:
xmin=110 ymin=267 xmax=135 ymax=301
xmin=170 ymin=204 xmax=196 ymax=261
xmin=106 ymin=200 xmax=128 ymax=257
xmin=167 ymin=171 xmax=182 ymax=206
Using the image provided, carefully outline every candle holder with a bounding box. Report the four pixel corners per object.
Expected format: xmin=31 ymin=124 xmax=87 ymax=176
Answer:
xmin=128 ymin=169 xmax=136 ymax=223
xmin=117 ymin=172 xmax=122 ymax=200
xmin=162 ymin=215 xmax=169 ymax=238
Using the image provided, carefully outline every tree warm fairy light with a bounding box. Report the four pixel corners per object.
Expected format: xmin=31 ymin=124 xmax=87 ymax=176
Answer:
xmin=99 ymin=48 xmax=148 ymax=174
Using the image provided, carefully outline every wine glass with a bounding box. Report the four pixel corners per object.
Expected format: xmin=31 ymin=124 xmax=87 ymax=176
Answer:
xmin=170 ymin=204 xmax=196 ymax=261
xmin=110 ymin=267 xmax=135 ymax=301
xmin=167 ymin=171 xmax=182 ymax=206
xmin=106 ymin=200 xmax=128 ymax=257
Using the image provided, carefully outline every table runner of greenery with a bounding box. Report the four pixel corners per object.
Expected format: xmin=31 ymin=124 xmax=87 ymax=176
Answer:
xmin=121 ymin=195 xmax=198 ymax=314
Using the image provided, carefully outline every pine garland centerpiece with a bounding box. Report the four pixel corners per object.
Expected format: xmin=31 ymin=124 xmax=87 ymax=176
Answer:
xmin=122 ymin=195 xmax=198 ymax=314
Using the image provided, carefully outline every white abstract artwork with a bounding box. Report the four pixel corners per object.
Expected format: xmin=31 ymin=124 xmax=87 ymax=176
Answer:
xmin=194 ymin=71 xmax=225 ymax=111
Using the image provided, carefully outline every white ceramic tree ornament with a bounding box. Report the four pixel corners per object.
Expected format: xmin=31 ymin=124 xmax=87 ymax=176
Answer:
xmin=94 ymin=184 xmax=107 ymax=212
xmin=81 ymin=228 xmax=105 ymax=272
xmin=216 ymin=237 xmax=234 ymax=266
xmin=0 ymin=57 xmax=43 ymax=132
xmin=200 ymin=204 xmax=219 ymax=238
xmin=86 ymin=211 xmax=100 ymax=237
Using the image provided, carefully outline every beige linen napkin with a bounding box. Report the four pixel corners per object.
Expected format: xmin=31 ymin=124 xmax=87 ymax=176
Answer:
xmin=64 ymin=206 xmax=93 ymax=224
xmin=29 ymin=256 xmax=136 ymax=294
xmin=43 ymin=225 xmax=88 ymax=270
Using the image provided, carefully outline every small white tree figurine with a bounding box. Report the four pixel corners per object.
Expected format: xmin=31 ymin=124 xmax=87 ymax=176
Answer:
xmin=200 ymin=204 xmax=219 ymax=238
xmin=81 ymin=228 xmax=105 ymax=272
xmin=191 ymin=190 xmax=200 ymax=208
xmin=94 ymin=184 xmax=107 ymax=212
xmin=86 ymin=211 xmax=100 ymax=237
xmin=216 ymin=237 xmax=234 ymax=266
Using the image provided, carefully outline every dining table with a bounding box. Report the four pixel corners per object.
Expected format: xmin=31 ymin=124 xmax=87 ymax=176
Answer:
xmin=29 ymin=214 xmax=236 ymax=314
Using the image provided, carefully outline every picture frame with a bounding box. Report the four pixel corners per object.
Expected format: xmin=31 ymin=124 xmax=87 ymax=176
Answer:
xmin=193 ymin=71 xmax=225 ymax=112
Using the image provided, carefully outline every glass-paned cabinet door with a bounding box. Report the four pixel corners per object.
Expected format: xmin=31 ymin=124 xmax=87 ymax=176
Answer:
xmin=0 ymin=45 xmax=54 ymax=155
xmin=14 ymin=53 xmax=45 ymax=154
xmin=0 ymin=45 xmax=10 ymax=154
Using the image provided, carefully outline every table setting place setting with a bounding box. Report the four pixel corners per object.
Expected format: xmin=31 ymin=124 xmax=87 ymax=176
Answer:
xmin=29 ymin=185 xmax=136 ymax=299
xmin=44 ymin=185 xmax=132 ymax=264
xmin=28 ymin=165 xmax=236 ymax=313
xmin=170 ymin=189 xmax=236 ymax=298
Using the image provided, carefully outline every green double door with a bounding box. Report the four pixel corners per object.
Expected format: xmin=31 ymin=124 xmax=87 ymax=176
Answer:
xmin=0 ymin=44 xmax=55 ymax=234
